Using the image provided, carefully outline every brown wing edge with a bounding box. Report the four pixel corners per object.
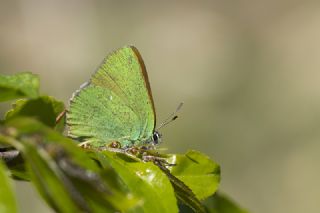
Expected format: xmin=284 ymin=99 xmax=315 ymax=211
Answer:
xmin=129 ymin=46 xmax=156 ymax=127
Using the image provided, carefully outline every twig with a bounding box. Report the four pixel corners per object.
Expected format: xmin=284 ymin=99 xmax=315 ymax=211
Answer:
xmin=0 ymin=149 xmax=20 ymax=163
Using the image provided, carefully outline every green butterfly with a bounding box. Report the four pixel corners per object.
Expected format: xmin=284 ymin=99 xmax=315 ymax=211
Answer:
xmin=66 ymin=46 xmax=161 ymax=148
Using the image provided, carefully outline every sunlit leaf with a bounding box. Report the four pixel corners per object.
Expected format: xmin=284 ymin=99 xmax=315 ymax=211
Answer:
xmin=167 ymin=150 xmax=220 ymax=201
xmin=153 ymin=159 xmax=206 ymax=213
xmin=92 ymin=151 xmax=179 ymax=213
xmin=0 ymin=72 xmax=39 ymax=102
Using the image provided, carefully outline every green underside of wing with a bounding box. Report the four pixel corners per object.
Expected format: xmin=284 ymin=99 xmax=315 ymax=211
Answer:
xmin=67 ymin=46 xmax=156 ymax=147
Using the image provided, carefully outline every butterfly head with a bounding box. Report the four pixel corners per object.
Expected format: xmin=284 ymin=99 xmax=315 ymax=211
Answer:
xmin=152 ymin=131 xmax=162 ymax=145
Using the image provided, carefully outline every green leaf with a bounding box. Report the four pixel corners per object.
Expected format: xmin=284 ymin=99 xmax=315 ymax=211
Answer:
xmin=167 ymin=150 xmax=220 ymax=201
xmin=0 ymin=72 xmax=39 ymax=102
xmin=1 ymin=118 xmax=138 ymax=212
xmin=24 ymin=141 xmax=81 ymax=212
xmin=153 ymin=159 xmax=206 ymax=213
xmin=0 ymin=160 xmax=18 ymax=213
xmin=5 ymin=96 xmax=65 ymax=131
xmin=92 ymin=151 xmax=179 ymax=213
xmin=203 ymin=193 xmax=249 ymax=213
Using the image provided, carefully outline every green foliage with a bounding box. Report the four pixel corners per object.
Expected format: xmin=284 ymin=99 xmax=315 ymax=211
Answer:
xmin=1 ymin=118 xmax=138 ymax=212
xmin=168 ymin=150 xmax=221 ymax=200
xmin=0 ymin=72 xmax=39 ymax=102
xmin=203 ymin=193 xmax=249 ymax=213
xmin=0 ymin=72 xmax=248 ymax=213
xmin=179 ymin=193 xmax=249 ymax=213
xmin=0 ymin=160 xmax=17 ymax=212
xmin=92 ymin=151 xmax=178 ymax=213
xmin=5 ymin=96 xmax=65 ymax=131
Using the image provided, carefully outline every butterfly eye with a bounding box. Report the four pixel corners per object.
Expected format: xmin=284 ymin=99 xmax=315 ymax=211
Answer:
xmin=152 ymin=131 xmax=161 ymax=145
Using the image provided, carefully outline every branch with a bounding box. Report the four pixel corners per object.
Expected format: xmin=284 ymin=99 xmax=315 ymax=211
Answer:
xmin=0 ymin=149 xmax=19 ymax=162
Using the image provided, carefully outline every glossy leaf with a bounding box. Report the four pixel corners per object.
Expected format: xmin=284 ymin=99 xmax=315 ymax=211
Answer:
xmin=153 ymin=159 xmax=206 ymax=213
xmin=0 ymin=72 xmax=39 ymax=102
xmin=5 ymin=96 xmax=65 ymax=131
xmin=167 ymin=150 xmax=220 ymax=201
xmin=92 ymin=151 xmax=179 ymax=213
xmin=0 ymin=160 xmax=18 ymax=213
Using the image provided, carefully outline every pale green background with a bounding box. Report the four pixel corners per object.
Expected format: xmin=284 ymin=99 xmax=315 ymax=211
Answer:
xmin=1 ymin=1 xmax=320 ymax=213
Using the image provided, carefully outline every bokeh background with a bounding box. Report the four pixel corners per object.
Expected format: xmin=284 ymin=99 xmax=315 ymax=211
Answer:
xmin=1 ymin=1 xmax=320 ymax=212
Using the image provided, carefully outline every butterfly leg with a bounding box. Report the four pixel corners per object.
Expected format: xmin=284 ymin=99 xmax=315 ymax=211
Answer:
xmin=96 ymin=141 xmax=123 ymax=151
xmin=137 ymin=148 xmax=176 ymax=167
xmin=141 ymin=154 xmax=176 ymax=167
xmin=78 ymin=138 xmax=105 ymax=149
xmin=108 ymin=141 xmax=122 ymax=149
xmin=78 ymin=141 xmax=92 ymax=149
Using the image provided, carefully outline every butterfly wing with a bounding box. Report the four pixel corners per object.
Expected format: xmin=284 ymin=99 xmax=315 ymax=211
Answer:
xmin=67 ymin=46 xmax=156 ymax=147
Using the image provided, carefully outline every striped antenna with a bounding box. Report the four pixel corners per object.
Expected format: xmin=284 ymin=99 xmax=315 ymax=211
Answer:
xmin=156 ymin=102 xmax=183 ymax=131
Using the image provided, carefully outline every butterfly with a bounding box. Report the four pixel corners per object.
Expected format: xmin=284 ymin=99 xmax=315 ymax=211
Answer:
xmin=66 ymin=46 xmax=161 ymax=148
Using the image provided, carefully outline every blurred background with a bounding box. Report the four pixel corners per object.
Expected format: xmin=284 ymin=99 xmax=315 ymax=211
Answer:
xmin=1 ymin=0 xmax=320 ymax=212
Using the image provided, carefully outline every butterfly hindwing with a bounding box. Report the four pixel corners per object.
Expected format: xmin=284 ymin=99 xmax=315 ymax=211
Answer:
xmin=67 ymin=85 xmax=141 ymax=147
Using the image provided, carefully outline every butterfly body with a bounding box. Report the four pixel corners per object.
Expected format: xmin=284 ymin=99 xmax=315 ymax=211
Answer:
xmin=66 ymin=46 xmax=158 ymax=148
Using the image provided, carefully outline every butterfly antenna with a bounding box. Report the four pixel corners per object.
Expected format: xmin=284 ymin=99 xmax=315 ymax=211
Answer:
xmin=156 ymin=102 xmax=183 ymax=131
